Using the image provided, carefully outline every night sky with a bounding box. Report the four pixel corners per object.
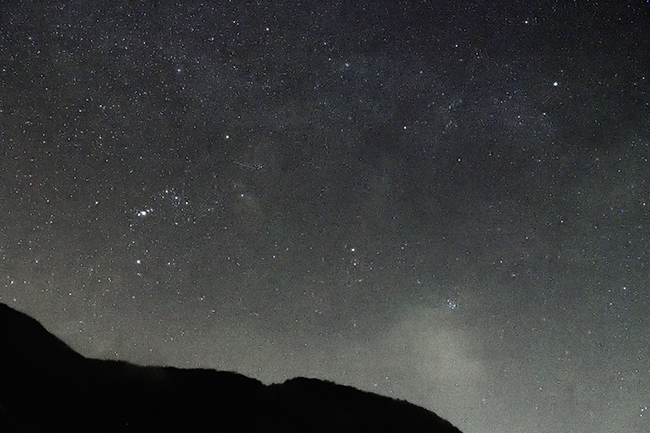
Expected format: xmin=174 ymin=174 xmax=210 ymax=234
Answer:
xmin=2 ymin=1 xmax=649 ymax=431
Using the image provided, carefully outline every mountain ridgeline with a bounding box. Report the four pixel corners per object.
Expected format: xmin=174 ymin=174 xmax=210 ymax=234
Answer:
xmin=0 ymin=303 xmax=463 ymax=432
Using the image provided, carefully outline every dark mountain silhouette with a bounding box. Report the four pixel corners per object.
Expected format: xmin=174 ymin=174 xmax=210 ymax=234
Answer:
xmin=0 ymin=302 xmax=463 ymax=432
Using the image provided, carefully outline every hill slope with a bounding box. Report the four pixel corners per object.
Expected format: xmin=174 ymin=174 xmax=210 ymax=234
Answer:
xmin=0 ymin=303 xmax=462 ymax=432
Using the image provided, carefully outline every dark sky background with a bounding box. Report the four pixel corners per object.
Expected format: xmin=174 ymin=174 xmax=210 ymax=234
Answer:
xmin=1 ymin=1 xmax=649 ymax=431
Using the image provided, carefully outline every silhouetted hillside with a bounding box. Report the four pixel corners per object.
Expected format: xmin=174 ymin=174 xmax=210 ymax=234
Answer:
xmin=0 ymin=303 xmax=463 ymax=432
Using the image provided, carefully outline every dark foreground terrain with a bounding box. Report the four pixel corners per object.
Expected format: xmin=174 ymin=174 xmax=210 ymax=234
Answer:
xmin=0 ymin=302 xmax=462 ymax=432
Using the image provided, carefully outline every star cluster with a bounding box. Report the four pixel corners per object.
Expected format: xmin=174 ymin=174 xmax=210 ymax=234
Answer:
xmin=1 ymin=1 xmax=649 ymax=432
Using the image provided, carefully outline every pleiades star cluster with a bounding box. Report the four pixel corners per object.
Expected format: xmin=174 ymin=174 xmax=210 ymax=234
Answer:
xmin=1 ymin=1 xmax=649 ymax=432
